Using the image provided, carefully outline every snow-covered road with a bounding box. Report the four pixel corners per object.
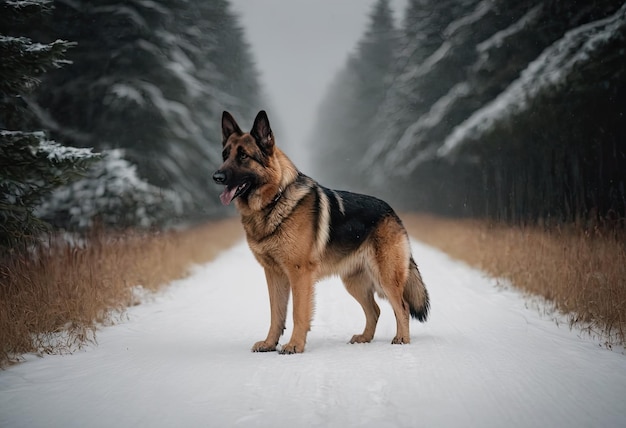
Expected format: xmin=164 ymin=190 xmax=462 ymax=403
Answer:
xmin=1 ymin=240 xmax=625 ymax=427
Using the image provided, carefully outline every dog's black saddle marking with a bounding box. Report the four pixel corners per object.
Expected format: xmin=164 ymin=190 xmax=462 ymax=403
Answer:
xmin=323 ymin=187 xmax=395 ymax=253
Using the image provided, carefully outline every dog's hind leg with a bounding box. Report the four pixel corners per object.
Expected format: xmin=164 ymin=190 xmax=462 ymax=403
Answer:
xmin=378 ymin=264 xmax=411 ymax=344
xmin=342 ymin=269 xmax=380 ymax=344
xmin=373 ymin=217 xmax=412 ymax=344
xmin=382 ymin=280 xmax=411 ymax=345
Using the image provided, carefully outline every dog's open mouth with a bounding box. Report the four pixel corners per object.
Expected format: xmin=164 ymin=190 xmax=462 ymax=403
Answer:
xmin=219 ymin=181 xmax=251 ymax=205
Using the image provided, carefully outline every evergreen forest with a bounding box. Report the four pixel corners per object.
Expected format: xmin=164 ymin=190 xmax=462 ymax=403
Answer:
xmin=2 ymin=0 xmax=625 ymax=255
xmin=1 ymin=0 xmax=264 ymax=253
xmin=312 ymin=0 xmax=626 ymax=224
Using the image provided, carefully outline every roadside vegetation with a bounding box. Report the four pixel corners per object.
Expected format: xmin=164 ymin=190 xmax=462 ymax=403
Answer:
xmin=0 ymin=219 xmax=242 ymax=367
xmin=402 ymin=214 xmax=626 ymax=349
xmin=2 ymin=213 xmax=624 ymax=367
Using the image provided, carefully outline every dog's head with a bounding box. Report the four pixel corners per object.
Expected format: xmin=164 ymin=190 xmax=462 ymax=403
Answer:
xmin=213 ymin=110 xmax=283 ymax=209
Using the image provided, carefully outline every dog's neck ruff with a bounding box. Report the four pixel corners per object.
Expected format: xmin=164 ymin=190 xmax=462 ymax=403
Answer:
xmin=242 ymin=172 xmax=313 ymax=242
xmin=264 ymin=188 xmax=283 ymax=210
xmin=262 ymin=169 xmax=302 ymax=211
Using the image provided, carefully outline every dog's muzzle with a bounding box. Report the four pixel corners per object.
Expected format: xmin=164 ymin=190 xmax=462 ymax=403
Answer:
xmin=213 ymin=170 xmax=226 ymax=184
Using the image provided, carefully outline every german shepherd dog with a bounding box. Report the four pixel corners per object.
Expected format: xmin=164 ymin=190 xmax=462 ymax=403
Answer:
xmin=213 ymin=110 xmax=429 ymax=354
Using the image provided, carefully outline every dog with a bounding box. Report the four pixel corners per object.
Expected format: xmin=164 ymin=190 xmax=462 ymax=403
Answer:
xmin=213 ymin=110 xmax=430 ymax=354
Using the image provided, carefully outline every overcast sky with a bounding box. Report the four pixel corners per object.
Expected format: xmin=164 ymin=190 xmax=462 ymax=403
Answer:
xmin=228 ymin=0 xmax=407 ymax=170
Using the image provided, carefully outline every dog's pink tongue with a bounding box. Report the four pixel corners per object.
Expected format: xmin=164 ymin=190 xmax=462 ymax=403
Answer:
xmin=219 ymin=187 xmax=237 ymax=206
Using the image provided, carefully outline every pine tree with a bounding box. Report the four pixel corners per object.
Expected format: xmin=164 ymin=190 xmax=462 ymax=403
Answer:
xmin=365 ymin=0 xmax=480 ymax=171
xmin=348 ymin=0 xmax=626 ymax=222
xmin=35 ymin=149 xmax=181 ymax=230
xmin=8 ymin=0 xmax=264 ymax=218
xmin=312 ymin=0 xmax=397 ymax=190
xmin=0 ymin=0 xmax=100 ymax=254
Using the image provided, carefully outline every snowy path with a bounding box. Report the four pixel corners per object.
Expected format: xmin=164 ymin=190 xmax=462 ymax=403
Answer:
xmin=1 ymin=240 xmax=625 ymax=428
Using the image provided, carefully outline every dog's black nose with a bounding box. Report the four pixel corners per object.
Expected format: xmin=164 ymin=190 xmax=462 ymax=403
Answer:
xmin=213 ymin=171 xmax=226 ymax=184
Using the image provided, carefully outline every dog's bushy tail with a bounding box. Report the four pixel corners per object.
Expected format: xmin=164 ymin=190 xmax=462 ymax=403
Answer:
xmin=404 ymin=257 xmax=430 ymax=322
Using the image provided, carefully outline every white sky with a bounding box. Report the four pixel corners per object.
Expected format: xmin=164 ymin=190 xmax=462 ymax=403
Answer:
xmin=228 ymin=0 xmax=407 ymax=170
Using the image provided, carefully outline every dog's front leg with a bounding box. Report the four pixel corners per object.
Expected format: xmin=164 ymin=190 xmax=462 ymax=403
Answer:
xmin=279 ymin=269 xmax=314 ymax=354
xmin=252 ymin=268 xmax=290 ymax=352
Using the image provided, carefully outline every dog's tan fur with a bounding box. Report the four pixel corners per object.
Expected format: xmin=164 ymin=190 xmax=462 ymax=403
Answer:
xmin=213 ymin=111 xmax=429 ymax=354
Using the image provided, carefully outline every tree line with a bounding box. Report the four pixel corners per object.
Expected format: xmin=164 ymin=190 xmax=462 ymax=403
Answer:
xmin=311 ymin=0 xmax=626 ymax=225
xmin=1 ymin=0 xmax=263 ymax=254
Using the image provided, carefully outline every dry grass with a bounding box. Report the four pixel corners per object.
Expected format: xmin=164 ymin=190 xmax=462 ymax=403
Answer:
xmin=402 ymin=213 xmax=626 ymax=348
xmin=3 ymin=212 xmax=624 ymax=365
xmin=0 ymin=217 xmax=243 ymax=367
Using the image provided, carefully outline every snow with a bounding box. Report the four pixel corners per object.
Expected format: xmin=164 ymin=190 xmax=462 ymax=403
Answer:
xmin=39 ymin=139 xmax=97 ymax=162
xmin=0 ymin=130 xmax=97 ymax=161
xmin=109 ymin=83 xmax=145 ymax=106
xmin=438 ymin=2 xmax=626 ymax=158
xmin=370 ymin=82 xmax=471 ymax=176
xmin=5 ymin=0 xmax=51 ymax=8
xmin=395 ymin=0 xmax=493 ymax=86
xmin=372 ymin=6 xmax=544 ymax=176
xmin=35 ymin=149 xmax=183 ymax=229
xmin=475 ymin=4 xmax=543 ymax=54
xmin=444 ymin=0 xmax=492 ymax=38
xmin=1 ymin=240 xmax=625 ymax=427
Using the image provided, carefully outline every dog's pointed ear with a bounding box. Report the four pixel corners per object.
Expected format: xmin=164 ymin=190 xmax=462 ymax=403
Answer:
xmin=222 ymin=111 xmax=243 ymax=145
xmin=251 ymin=110 xmax=274 ymax=155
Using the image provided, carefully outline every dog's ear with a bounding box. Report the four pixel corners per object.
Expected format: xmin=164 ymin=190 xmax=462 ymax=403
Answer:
xmin=222 ymin=111 xmax=243 ymax=145
xmin=251 ymin=110 xmax=274 ymax=155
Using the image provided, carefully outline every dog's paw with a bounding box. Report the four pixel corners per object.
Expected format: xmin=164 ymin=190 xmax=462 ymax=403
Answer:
xmin=391 ymin=336 xmax=410 ymax=345
xmin=251 ymin=341 xmax=277 ymax=352
xmin=349 ymin=334 xmax=373 ymax=344
xmin=278 ymin=342 xmax=305 ymax=354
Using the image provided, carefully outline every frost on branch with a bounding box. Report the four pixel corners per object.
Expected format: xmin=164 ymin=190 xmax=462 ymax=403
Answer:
xmin=0 ymin=131 xmax=100 ymax=250
xmin=35 ymin=149 xmax=183 ymax=231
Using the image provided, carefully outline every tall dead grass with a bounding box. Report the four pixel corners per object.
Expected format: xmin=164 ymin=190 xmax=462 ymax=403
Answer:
xmin=4 ymin=212 xmax=623 ymax=365
xmin=402 ymin=213 xmax=626 ymax=348
xmin=0 ymin=218 xmax=243 ymax=367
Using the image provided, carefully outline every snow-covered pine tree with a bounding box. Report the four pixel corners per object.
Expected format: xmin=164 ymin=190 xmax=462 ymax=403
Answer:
xmin=35 ymin=149 xmax=182 ymax=231
xmin=10 ymin=0 xmax=264 ymax=219
xmin=354 ymin=0 xmax=626 ymax=221
xmin=311 ymin=0 xmax=397 ymax=190
xmin=0 ymin=0 xmax=100 ymax=253
xmin=363 ymin=1 xmax=542 ymax=188
xmin=0 ymin=131 xmax=100 ymax=250
xmin=364 ymin=0 xmax=474 ymax=172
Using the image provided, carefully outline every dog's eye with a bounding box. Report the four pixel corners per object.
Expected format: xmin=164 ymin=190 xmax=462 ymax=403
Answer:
xmin=238 ymin=153 xmax=248 ymax=161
